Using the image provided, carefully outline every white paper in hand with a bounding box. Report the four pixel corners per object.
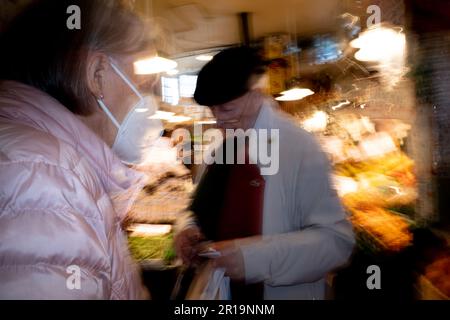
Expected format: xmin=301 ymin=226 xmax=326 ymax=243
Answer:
xmin=200 ymin=268 xmax=231 ymax=300
xmin=186 ymin=261 xmax=231 ymax=300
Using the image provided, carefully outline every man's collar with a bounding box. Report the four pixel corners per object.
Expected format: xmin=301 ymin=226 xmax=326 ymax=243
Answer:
xmin=251 ymin=98 xmax=278 ymax=179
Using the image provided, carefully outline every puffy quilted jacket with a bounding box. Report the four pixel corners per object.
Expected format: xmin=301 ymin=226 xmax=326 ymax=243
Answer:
xmin=0 ymin=81 xmax=149 ymax=299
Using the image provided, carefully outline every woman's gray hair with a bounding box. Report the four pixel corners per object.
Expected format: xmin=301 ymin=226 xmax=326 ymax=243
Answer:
xmin=0 ymin=0 xmax=154 ymax=115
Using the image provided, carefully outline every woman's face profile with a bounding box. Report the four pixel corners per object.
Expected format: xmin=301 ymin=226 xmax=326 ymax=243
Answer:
xmin=82 ymin=50 xmax=157 ymax=147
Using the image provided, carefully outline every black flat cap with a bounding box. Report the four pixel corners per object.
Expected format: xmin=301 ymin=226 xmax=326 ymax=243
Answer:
xmin=194 ymin=46 xmax=268 ymax=107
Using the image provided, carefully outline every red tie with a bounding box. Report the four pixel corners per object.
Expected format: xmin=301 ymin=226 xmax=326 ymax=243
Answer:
xmin=217 ymin=162 xmax=265 ymax=241
xmin=216 ymin=146 xmax=266 ymax=300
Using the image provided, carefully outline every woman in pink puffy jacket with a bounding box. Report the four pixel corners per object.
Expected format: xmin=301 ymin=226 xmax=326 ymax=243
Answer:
xmin=0 ymin=0 xmax=161 ymax=299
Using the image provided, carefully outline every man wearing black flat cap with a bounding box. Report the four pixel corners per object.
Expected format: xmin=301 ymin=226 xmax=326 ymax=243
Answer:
xmin=175 ymin=46 xmax=355 ymax=300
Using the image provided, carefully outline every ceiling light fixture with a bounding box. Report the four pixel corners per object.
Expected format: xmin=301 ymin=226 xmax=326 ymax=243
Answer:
xmin=350 ymin=25 xmax=405 ymax=62
xmin=275 ymin=88 xmax=315 ymax=101
xmin=134 ymin=56 xmax=178 ymax=75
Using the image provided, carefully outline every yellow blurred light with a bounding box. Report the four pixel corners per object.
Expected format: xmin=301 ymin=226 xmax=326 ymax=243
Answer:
xmin=275 ymin=88 xmax=315 ymax=101
xmin=302 ymin=111 xmax=328 ymax=132
xmin=134 ymin=56 xmax=178 ymax=75
xmin=332 ymin=175 xmax=359 ymax=197
xmin=351 ymin=26 xmax=406 ymax=62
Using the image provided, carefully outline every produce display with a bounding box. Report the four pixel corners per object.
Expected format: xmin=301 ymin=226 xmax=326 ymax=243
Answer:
xmin=125 ymin=139 xmax=194 ymax=263
xmin=127 ymin=161 xmax=194 ymax=225
xmin=299 ymin=110 xmax=417 ymax=252
xmin=349 ymin=207 xmax=413 ymax=252
xmin=128 ymin=234 xmax=175 ymax=264
xmin=126 ymin=105 xmax=419 ymax=261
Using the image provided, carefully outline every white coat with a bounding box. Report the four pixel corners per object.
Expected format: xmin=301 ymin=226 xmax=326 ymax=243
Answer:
xmin=239 ymin=101 xmax=355 ymax=300
xmin=181 ymin=100 xmax=355 ymax=300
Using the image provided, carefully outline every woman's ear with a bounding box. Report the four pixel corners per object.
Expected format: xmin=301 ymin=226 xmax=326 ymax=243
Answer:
xmin=86 ymin=52 xmax=109 ymax=99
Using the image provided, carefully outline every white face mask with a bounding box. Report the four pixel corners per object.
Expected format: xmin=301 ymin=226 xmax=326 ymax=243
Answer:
xmin=97 ymin=59 xmax=164 ymax=165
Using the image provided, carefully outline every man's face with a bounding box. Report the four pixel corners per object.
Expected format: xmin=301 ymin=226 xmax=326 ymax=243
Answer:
xmin=211 ymin=90 xmax=264 ymax=131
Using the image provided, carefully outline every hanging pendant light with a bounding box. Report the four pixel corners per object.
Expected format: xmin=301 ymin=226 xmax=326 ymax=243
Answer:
xmin=276 ymin=88 xmax=314 ymax=101
xmin=134 ymin=55 xmax=178 ymax=75
xmin=134 ymin=0 xmax=178 ymax=75
xmin=276 ymin=76 xmax=315 ymax=102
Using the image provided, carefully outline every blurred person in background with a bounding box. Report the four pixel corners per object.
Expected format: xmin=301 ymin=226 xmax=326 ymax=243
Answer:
xmin=175 ymin=46 xmax=355 ymax=300
xmin=0 ymin=0 xmax=163 ymax=299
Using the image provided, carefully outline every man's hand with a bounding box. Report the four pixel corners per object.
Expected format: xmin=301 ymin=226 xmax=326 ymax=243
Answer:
xmin=211 ymin=240 xmax=246 ymax=282
xmin=174 ymin=225 xmax=204 ymax=266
